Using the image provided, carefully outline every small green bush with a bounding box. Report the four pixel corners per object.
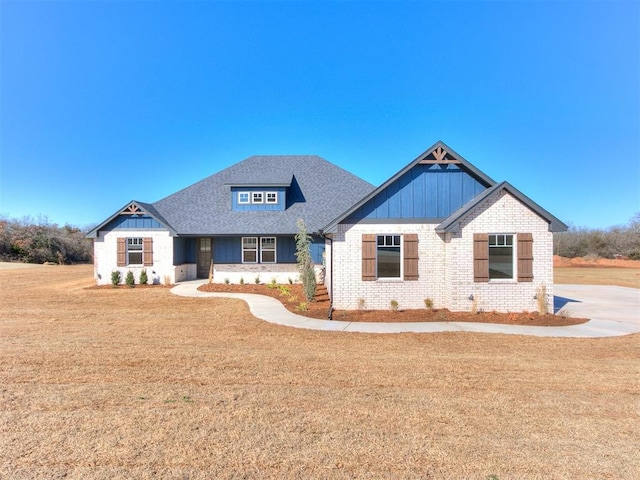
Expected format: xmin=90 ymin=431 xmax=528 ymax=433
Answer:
xmin=390 ymin=300 xmax=399 ymax=312
xmin=239 ymin=277 xmax=244 ymax=285
xmin=424 ymin=298 xmax=433 ymax=309
xmin=254 ymin=275 xmax=261 ymax=285
xmin=125 ymin=270 xmax=135 ymax=287
xmin=224 ymin=278 xmax=230 ymax=284
xmin=139 ymin=269 xmax=148 ymax=285
xmin=111 ymin=270 xmax=121 ymax=286
xmin=296 ymin=302 xmax=308 ymax=312
xmin=278 ymin=285 xmax=291 ymax=296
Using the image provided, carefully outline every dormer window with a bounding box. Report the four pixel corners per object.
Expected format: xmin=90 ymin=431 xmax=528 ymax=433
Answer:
xmin=232 ymin=187 xmax=285 ymax=210
xmin=266 ymin=192 xmax=278 ymax=204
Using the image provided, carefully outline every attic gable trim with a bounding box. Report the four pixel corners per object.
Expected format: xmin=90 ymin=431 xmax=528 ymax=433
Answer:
xmin=435 ymin=182 xmax=569 ymax=234
xmin=322 ymin=141 xmax=496 ymax=233
xmin=225 ymin=183 xmax=292 ymax=187
xmin=86 ymin=200 xmax=177 ymax=238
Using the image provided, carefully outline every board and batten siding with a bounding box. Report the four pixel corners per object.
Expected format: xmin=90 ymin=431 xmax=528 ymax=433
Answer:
xmin=209 ymin=235 xmax=325 ymax=264
xmin=346 ymin=163 xmax=487 ymax=221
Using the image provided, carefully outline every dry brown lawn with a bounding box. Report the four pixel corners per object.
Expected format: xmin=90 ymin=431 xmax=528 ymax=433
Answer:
xmin=554 ymin=267 xmax=640 ymax=289
xmin=1 ymin=265 xmax=639 ymax=479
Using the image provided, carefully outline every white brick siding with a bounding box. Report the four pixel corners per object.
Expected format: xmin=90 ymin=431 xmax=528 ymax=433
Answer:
xmin=330 ymin=190 xmax=554 ymax=313
xmin=446 ymin=190 xmax=553 ymax=313
xmin=330 ymin=223 xmax=447 ymax=311
xmin=93 ymin=230 xmax=175 ymax=285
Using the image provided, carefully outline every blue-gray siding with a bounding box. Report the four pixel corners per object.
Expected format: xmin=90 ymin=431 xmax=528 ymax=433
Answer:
xmin=346 ymin=163 xmax=487 ymax=221
xmin=231 ymin=187 xmax=286 ymax=211
xmin=103 ymin=215 xmax=165 ymax=230
xmin=173 ymin=235 xmax=324 ymax=265
xmin=173 ymin=237 xmax=197 ymax=264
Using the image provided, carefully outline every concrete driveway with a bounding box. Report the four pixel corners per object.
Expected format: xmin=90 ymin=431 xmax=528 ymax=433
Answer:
xmin=553 ymin=284 xmax=640 ymax=336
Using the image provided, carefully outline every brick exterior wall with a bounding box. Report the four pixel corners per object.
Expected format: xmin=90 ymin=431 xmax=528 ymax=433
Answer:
xmin=446 ymin=189 xmax=553 ymax=313
xmin=93 ymin=230 xmax=175 ymax=285
xmin=330 ymin=190 xmax=553 ymax=313
xmin=330 ymin=223 xmax=447 ymax=311
xmin=94 ymin=231 xmax=325 ymax=286
xmin=211 ymin=264 xmax=323 ymax=285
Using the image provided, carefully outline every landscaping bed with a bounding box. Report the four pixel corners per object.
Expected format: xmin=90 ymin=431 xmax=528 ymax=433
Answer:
xmin=198 ymin=282 xmax=587 ymax=326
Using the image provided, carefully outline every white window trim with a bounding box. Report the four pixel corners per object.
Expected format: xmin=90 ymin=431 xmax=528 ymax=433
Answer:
xmin=260 ymin=237 xmax=277 ymax=263
xmin=127 ymin=237 xmax=143 ymax=266
xmin=238 ymin=192 xmax=250 ymax=204
xmin=488 ymin=233 xmax=517 ymax=281
xmin=265 ymin=192 xmax=278 ymax=204
xmin=252 ymin=192 xmax=264 ymax=204
xmin=376 ymin=234 xmax=403 ymax=280
xmin=242 ymin=237 xmax=258 ymax=263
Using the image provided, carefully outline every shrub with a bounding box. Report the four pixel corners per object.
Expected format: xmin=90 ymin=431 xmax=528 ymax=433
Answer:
xmin=295 ymin=219 xmax=316 ymax=302
xmin=125 ymin=270 xmax=135 ymax=287
xmin=357 ymin=298 xmax=366 ymax=310
xmin=111 ymin=270 xmax=121 ymax=286
xmin=224 ymin=278 xmax=230 ymax=284
xmin=424 ymin=298 xmax=433 ymax=309
xmin=254 ymin=275 xmax=261 ymax=285
xmin=139 ymin=269 xmax=148 ymax=285
xmin=390 ymin=300 xmax=399 ymax=312
xmin=239 ymin=277 xmax=244 ymax=285
xmin=296 ymin=302 xmax=308 ymax=312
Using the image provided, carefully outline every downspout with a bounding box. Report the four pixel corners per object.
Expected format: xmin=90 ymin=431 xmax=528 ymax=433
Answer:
xmin=320 ymin=230 xmax=333 ymax=320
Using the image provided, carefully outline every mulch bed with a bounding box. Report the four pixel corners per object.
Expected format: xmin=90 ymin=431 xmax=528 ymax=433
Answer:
xmin=198 ymin=282 xmax=588 ymax=326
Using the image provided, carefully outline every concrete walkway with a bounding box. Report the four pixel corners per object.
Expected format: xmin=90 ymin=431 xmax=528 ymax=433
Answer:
xmin=171 ymin=281 xmax=640 ymax=337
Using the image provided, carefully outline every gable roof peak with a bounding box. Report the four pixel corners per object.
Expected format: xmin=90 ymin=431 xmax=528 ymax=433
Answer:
xmin=322 ymin=141 xmax=496 ymax=232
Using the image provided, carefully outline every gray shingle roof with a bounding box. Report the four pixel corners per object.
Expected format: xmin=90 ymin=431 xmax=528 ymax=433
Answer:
xmin=152 ymin=155 xmax=375 ymax=235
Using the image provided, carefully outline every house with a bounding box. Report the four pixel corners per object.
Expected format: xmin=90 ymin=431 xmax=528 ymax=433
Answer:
xmin=87 ymin=155 xmax=375 ymax=286
xmin=88 ymin=141 xmax=567 ymax=313
xmin=322 ymin=142 xmax=567 ymax=313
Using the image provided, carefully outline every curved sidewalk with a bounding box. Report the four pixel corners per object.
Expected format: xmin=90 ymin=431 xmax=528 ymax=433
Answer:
xmin=171 ymin=281 xmax=640 ymax=338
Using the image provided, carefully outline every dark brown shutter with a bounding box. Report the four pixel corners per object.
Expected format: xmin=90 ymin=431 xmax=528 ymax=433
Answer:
xmin=143 ymin=237 xmax=154 ymax=266
xmin=403 ymin=234 xmax=419 ymax=281
xmin=517 ymin=233 xmax=533 ymax=282
xmin=473 ymin=233 xmax=489 ymax=282
xmin=362 ymin=234 xmax=376 ymax=281
xmin=117 ymin=238 xmax=126 ymax=267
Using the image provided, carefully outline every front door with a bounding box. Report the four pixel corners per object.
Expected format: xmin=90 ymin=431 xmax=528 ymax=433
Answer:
xmin=197 ymin=238 xmax=212 ymax=279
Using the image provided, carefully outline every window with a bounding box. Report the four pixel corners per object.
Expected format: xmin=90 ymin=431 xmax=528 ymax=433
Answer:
xmin=238 ymin=192 xmax=250 ymax=204
xmin=377 ymin=235 xmax=401 ymax=278
xmin=252 ymin=192 xmax=263 ymax=204
xmin=488 ymin=234 xmax=514 ymax=279
xmin=127 ymin=238 xmax=143 ymax=265
xmin=242 ymin=237 xmax=277 ymax=263
xmin=261 ymin=237 xmax=276 ymax=263
xmin=117 ymin=237 xmax=153 ymax=267
xmin=265 ymin=192 xmax=278 ymax=204
xmin=242 ymin=237 xmax=258 ymax=263
xmin=362 ymin=234 xmax=418 ymax=281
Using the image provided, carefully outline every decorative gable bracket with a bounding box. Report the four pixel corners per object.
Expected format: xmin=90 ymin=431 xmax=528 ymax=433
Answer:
xmin=419 ymin=146 xmax=460 ymax=164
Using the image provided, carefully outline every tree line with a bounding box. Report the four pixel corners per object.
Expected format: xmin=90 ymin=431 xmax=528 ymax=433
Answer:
xmin=0 ymin=216 xmax=94 ymax=264
xmin=553 ymin=213 xmax=640 ymax=259
xmin=0 ymin=212 xmax=638 ymax=265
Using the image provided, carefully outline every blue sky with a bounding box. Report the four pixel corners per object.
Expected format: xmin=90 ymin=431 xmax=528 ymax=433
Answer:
xmin=1 ymin=1 xmax=638 ymax=229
